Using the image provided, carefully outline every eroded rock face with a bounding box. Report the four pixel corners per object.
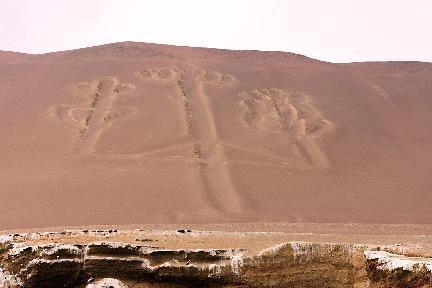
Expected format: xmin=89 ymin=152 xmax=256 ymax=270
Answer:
xmin=365 ymin=251 xmax=432 ymax=288
xmin=0 ymin=268 xmax=22 ymax=288
xmin=0 ymin=231 xmax=431 ymax=288
xmin=86 ymin=278 xmax=128 ymax=288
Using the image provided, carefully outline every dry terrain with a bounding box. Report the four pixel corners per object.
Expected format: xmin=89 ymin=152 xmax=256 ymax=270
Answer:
xmin=1 ymin=224 xmax=432 ymax=287
xmin=1 ymin=42 xmax=432 ymax=229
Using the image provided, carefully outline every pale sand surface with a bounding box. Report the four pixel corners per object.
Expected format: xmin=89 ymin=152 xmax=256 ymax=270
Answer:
xmin=2 ymin=223 xmax=432 ymax=257
xmin=1 ymin=42 xmax=432 ymax=230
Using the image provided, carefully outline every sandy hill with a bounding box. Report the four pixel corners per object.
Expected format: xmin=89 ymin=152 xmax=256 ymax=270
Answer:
xmin=1 ymin=42 xmax=432 ymax=230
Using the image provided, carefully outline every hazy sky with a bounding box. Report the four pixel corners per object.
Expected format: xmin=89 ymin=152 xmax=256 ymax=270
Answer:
xmin=1 ymin=0 xmax=431 ymax=62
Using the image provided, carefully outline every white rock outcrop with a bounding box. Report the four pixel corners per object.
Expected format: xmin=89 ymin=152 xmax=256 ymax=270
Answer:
xmin=365 ymin=250 xmax=432 ymax=271
xmin=0 ymin=268 xmax=21 ymax=288
xmin=86 ymin=278 xmax=128 ymax=288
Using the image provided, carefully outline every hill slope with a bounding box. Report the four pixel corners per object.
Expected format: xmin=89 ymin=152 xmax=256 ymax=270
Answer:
xmin=1 ymin=42 xmax=432 ymax=229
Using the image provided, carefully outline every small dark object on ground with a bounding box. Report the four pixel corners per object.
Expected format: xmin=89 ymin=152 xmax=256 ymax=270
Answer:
xmin=177 ymin=229 xmax=192 ymax=233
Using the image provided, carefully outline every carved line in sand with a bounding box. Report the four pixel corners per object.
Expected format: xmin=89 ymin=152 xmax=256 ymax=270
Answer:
xmin=201 ymin=71 xmax=236 ymax=85
xmin=139 ymin=67 xmax=176 ymax=81
xmin=194 ymin=66 xmax=244 ymax=213
xmin=239 ymin=88 xmax=333 ymax=167
xmin=137 ymin=68 xmax=334 ymax=212
xmin=138 ymin=65 xmax=244 ymax=214
xmin=49 ymin=77 xmax=137 ymax=156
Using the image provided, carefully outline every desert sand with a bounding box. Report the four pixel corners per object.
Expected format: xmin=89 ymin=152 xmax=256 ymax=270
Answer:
xmin=1 ymin=42 xmax=432 ymax=230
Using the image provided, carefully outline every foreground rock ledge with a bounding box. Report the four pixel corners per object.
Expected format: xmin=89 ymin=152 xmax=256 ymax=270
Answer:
xmin=1 ymin=229 xmax=431 ymax=287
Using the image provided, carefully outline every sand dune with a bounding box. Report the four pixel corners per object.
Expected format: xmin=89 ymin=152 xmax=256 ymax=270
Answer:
xmin=0 ymin=42 xmax=432 ymax=229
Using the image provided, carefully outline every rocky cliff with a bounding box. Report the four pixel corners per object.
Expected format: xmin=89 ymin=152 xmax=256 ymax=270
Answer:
xmin=1 ymin=229 xmax=431 ymax=287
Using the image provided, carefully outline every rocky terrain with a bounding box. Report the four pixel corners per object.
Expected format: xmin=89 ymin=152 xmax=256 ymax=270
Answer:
xmin=1 ymin=226 xmax=432 ymax=287
xmin=1 ymin=42 xmax=432 ymax=287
